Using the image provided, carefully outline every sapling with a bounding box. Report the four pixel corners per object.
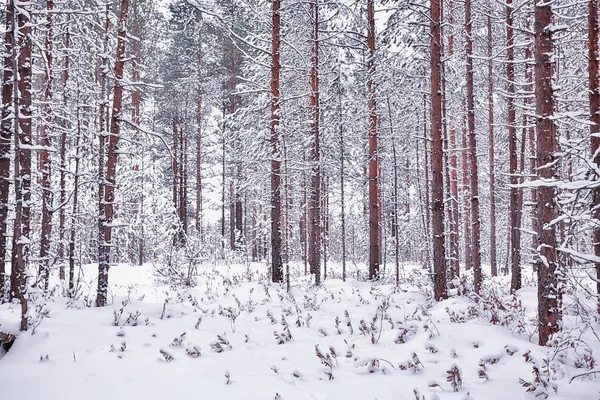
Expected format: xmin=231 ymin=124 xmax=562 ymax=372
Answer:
xmin=446 ymin=364 xmax=462 ymax=392
xmin=344 ymin=310 xmax=354 ymax=335
xmin=315 ymin=345 xmax=334 ymax=380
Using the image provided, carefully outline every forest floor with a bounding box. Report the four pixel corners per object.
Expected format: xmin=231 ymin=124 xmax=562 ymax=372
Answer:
xmin=0 ymin=261 xmax=599 ymax=400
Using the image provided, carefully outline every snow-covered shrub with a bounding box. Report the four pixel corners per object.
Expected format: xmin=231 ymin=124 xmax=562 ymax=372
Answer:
xmin=315 ymin=345 xmax=334 ymax=380
xmin=446 ymin=364 xmax=463 ymax=392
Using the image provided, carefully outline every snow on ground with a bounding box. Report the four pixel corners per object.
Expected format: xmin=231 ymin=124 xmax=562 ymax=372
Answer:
xmin=1 ymin=262 xmax=599 ymax=400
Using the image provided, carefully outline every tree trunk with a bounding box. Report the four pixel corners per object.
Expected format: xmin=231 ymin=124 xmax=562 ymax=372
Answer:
xmin=339 ymin=84 xmax=347 ymax=282
xmin=97 ymin=0 xmax=130 ymax=307
xmin=535 ymin=0 xmax=561 ymax=345
xmin=462 ymin=100 xmax=471 ymax=272
xmin=431 ymin=0 xmax=447 ymax=300
xmin=11 ymin=0 xmax=33 ymax=330
xmin=465 ymin=0 xmax=482 ymax=294
xmin=38 ymin=0 xmax=54 ymax=290
xmin=97 ymin=6 xmax=110 ymax=306
xmin=367 ymin=0 xmax=379 ymax=280
xmin=69 ymin=99 xmax=82 ymax=294
xmin=270 ymin=0 xmax=283 ymax=283
xmin=446 ymin=1 xmax=460 ymax=279
xmin=57 ymin=15 xmax=71 ymax=282
xmin=387 ymin=96 xmax=400 ymax=285
xmin=589 ymin=0 xmax=600 ymax=314
xmin=0 ymin=0 xmax=14 ymax=295
xmin=196 ymin=46 xmax=203 ymax=240
xmin=308 ymin=0 xmax=321 ymax=285
xmin=423 ymin=101 xmax=432 ymax=270
xmin=507 ymin=0 xmax=522 ymax=292
xmin=487 ymin=13 xmax=497 ymax=278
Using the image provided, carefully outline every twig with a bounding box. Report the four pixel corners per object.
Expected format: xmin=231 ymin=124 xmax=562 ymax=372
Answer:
xmin=569 ymin=370 xmax=600 ymax=383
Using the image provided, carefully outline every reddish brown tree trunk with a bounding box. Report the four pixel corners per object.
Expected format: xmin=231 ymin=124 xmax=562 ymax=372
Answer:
xmin=308 ymin=0 xmax=321 ymax=285
xmin=38 ymin=0 xmax=54 ymax=289
xmin=431 ymin=0 xmax=447 ymax=300
xmin=589 ymin=0 xmax=600 ymax=314
xmin=270 ymin=0 xmax=283 ymax=282
xmin=507 ymin=0 xmax=522 ymax=292
xmin=0 ymin=1 xmax=14 ymax=294
xmin=97 ymin=0 xmax=130 ymax=307
xmin=487 ymin=14 xmax=497 ymax=277
xmin=535 ymin=0 xmax=560 ymax=345
xmin=367 ymin=0 xmax=379 ymax=280
xmin=11 ymin=0 xmax=33 ymax=329
xmin=465 ymin=0 xmax=482 ymax=294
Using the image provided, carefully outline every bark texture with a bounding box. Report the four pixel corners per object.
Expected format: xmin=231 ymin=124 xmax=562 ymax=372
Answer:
xmin=431 ymin=0 xmax=447 ymax=300
xmin=97 ymin=0 xmax=130 ymax=307
xmin=535 ymin=0 xmax=561 ymax=345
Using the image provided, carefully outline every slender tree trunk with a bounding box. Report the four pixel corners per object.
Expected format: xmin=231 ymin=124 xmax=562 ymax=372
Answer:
xmin=182 ymin=115 xmax=188 ymax=235
xmin=535 ymin=0 xmax=561 ymax=345
xmin=423 ymin=101 xmax=432 ymax=270
xmin=507 ymin=0 xmax=522 ymax=292
xmin=221 ymin=104 xmax=226 ymax=254
xmin=465 ymin=0 xmax=482 ymax=294
xmin=308 ymin=0 xmax=321 ymax=285
xmin=387 ymin=96 xmax=400 ymax=284
xmin=339 ymin=85 xmax=346 ymax=282
xmin=0 ymin=1 xmax=14 ymax=295
xmin=367 ymin=0 xmax=379 ymax=280
xmin=97 ymin=6 xmax=110 ymax=306
xmin=447 ymin=0 xmax=460 ymax=278
xmin=172 ymin=117 xmax=179 ymax=213
xmin=270 ymin=0 xmax=283 ymax=283
xmin=322 ymin=175 xmax=329 ymax=280
xmin=69 ymin=97 xmax=82 ymax=294
xmin=486 ymin=14 xmax=497 ymax=278
xmin=39 ymin=0 xmax=54 ymax=289
xmin=300 ymin=157 xmax=307 ymax=274
xmin=431 ymin=0 xmax=447 ymax=300
xmin=589 ymin=0 xmax=600 ymax=314
xmin=97 ymin=0 xmax=130 ymax=307
xmin=57 ymin=15 xmax=71 ymax=282
xmin=11 ymin=0 xmax=33 ymax=330
xmin=462 ymin=100 xmax=471 ymax=272
xmin=196 ymin=47 xmax=203 ymax=240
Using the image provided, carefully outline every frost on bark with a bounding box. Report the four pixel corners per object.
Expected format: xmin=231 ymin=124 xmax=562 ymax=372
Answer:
xmin=534 ymin=0 xmax=561 ymax=345
xmin=270 ymin=0 xmax=283 ymax=283
xmin=487 ymin=13 xmax=497 ymax=278
xmin=38 ymin=0 xmax=54 ymax=289
xmin=589 ymin=0 xmax=600 ymax=314
xmin=97 ymin=0 xmax=130 ymax=307
xmin=430 ymin=0 xmax=447 ymax=300
xmin=0 ymin=0 xmax=14 ymax=295
xmin=10 ymin=0 xmax=33 ymax=330
xmin=308 ymin=0 xmax=321 ymax=285
xmin=507 ymin=0 xmax=522 ymax=292
xmin=465 ymin=0 xmax=482 ymax=294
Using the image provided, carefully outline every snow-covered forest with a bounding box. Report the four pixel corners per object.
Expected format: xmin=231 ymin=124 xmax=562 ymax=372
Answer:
xmin=1 ymin=0 xmax=600 ymax=398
